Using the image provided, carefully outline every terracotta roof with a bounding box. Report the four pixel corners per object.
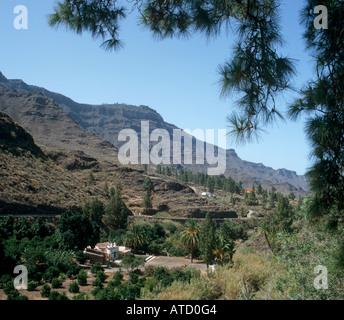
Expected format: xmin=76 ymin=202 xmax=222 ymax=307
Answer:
xmin=86 ymin=248 xmax=106 ymax=256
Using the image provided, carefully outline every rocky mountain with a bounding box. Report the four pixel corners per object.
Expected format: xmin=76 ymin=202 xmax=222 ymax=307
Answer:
xmin=0 ymin=111 xmax=238 ymax=218
xmin=0 ymin=88 xmax=118 ymax=163
xmin=0 ymin=72 xmax=309 ymax=194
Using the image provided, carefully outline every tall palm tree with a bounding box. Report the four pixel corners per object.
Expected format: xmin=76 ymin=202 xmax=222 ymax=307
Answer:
xmin=180 ymin=219 xmax=199 ymax=263
xmin=124 ymin=225 xmax=147 ymax=253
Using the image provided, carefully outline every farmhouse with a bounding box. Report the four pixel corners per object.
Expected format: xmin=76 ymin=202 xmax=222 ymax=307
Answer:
xmin=84 ymin=242 xmax=131 ymax=264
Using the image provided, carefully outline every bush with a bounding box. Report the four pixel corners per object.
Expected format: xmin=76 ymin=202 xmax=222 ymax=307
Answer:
xmin=92 ymin=278 xmax=104 ymax=289
xmin=40 ymin=284 xmax=51 ymax=298
xmin=72 ymin=292 xmax=90 ymax=300
xmin=90 ymin=262 xmax=103 ymax=274
xmin=77 ymin=269 xmax=87 ymax=286
xmin=130 ymin=272 xmax=139 ymax=284
xmin=0 ymin=274 xmax=13 ymax=289
xmin=75 ymin=250 xmax=87 ymax=264
xmin=48 ymin=290 xmax=60 ymax=300
xmin=27 ymin=280 xmax=39 ymax=291
xmin=66 ymin=264 xmax=81 ymax=278
xmin=43 ymin=266 xmax=61 ymax=282
xmin=51 ymin=278 xmax=62 ymax=289
xmin=69 ymin=281 xmax=80 ymax=294
xmin=96 ymin=270 xmax=107 ymax=283
xmin=57 ymin=292 xmax=69 ymax=300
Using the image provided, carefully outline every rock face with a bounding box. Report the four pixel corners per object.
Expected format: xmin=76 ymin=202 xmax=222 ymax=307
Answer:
xmin=0 ymin=88 xmax=118 ymax=163
xmin=0 ymin=111 xmax=45 ymax=158
xmin=0 ymin=72 xmax=309 ymax=194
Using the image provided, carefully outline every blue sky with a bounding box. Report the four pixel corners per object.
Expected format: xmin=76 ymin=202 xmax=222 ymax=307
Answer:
xmin=0 ymin=0 xmax=315 ymax=175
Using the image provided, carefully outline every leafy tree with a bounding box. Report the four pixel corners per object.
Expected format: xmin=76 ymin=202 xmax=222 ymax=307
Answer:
xmin=121 ymin=255 xmax=145 ymax=272
xmin=83 ymin=198 xmax=105 ymax=230
xmin=58 ymin=210 xmax=99 ymax=250
xmin=180 ymin=219 xmax=199 ymax=264
xmin=219 ymin=220 xmax=247 ymax=241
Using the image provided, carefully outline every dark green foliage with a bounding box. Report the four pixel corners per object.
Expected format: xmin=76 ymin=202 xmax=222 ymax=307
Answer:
xmin=58 ymin=210 xmax=100 ymax=250
xmin=75 ymin=250 xmax=87 ymax=264
xmin=287 ymin=0 xmax=344 ymax=219
xmin=90 ymin=262 xmax=103 ymax=274
xmin=77 ymin=269 xmax=88 ymax=286
xmin=83 ymin=198 xmax=105 ymax=230
xmin=180 ymin=219 xmax=199 ymax=263
xmin=121 ymin=255 xmax=145 ymax=271
xmin=104 ymin=183 xmax=130 ymax=231
xmin=48 ymin=290 xmax=62 ymax=300
xmin=96 ymin=270 xmax=108 ymax=284
xmin=43 ymin=266 xmax=61 ymax=283
xmin=40 ymin=284 xmax=51 ymax=298
xmin=51 ymin=277 xmax=62 ymax=289
xmin=27 ymin=280 xmax=39 ymax=291
xmin=199 ymin=213 xmax=217 ymax=268
xmin=219 ymin=220 xmax=248 ymax=241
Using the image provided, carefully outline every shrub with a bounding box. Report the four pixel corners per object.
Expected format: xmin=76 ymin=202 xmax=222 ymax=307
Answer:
xmin=90 ymin=262 xmax=103 ymax=274
xmin=75 ymin=250 xmax=87 ymax=264
xmin=77 ymin=269 xmax=87 ymax=286
xmin=66 ymin=264 xmax=81 ymax=278
xmin=48 ymin=290 xmax=60 ymax=300
xmin=27 ymin=280 xmax=39 ymax=291
xmin=51 ymin=278 xmax=62 ymax=289
xmin=130 ymin=272 xmax=139 ymax=284
xmin=57 ymin=292 xmax=69 ymax=300
xmin=40 ymin=284 xmax=51 ymax=298
xmin=96 ymin=270 xmax=107 ymax=283
xmin=92 ymin=278 xmax=104 ymax=289
xmin=0 ymin=274 xmax=13 ymax=289
xmin=72 ymin=292 xmax=90 ymax=300
xmin=43 ymin=266 xmax=61 ymax=282
xmin=69 ymin=281 xmax=80 ymax=294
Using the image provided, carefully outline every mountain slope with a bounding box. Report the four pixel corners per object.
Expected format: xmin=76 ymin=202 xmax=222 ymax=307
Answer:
xmin=0 ymin=72 xmax=309 ymax=194
xmin=0 ymin=111 xmax=238 ymax=218
xmin=0 ymin=88 xmax=118 ymax=163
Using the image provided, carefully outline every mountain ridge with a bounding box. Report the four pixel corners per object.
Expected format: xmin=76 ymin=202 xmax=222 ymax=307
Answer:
xmin=0 ymin=72 xmax=309 ymax=194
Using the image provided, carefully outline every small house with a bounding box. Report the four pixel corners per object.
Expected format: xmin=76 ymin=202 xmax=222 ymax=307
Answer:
xmin=84 ymin=242 xmax=132 ymax=264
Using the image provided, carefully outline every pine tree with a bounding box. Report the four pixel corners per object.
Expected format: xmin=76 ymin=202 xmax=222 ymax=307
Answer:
xmin=104 ymin=183 xmax=130 ymax=231
xmin=199 ymin=212 xmax=216 ymax=269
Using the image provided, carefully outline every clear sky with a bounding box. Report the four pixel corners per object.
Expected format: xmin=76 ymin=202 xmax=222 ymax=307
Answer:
xmin=0 ymin=0 xmax=315 ymax=175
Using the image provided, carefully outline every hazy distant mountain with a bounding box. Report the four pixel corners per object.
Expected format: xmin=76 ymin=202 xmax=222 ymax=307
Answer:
xmin=0 ymin=72 xmax=309 ymax=194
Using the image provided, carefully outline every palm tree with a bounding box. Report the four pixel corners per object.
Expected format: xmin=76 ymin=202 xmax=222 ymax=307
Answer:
xmin=124 ymin=225 xmax=147 ymax=253
xmin=213 ymin=236 xmax=235 ymax=265
xmin=180 ymin=219 xmax=199 ymax=263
